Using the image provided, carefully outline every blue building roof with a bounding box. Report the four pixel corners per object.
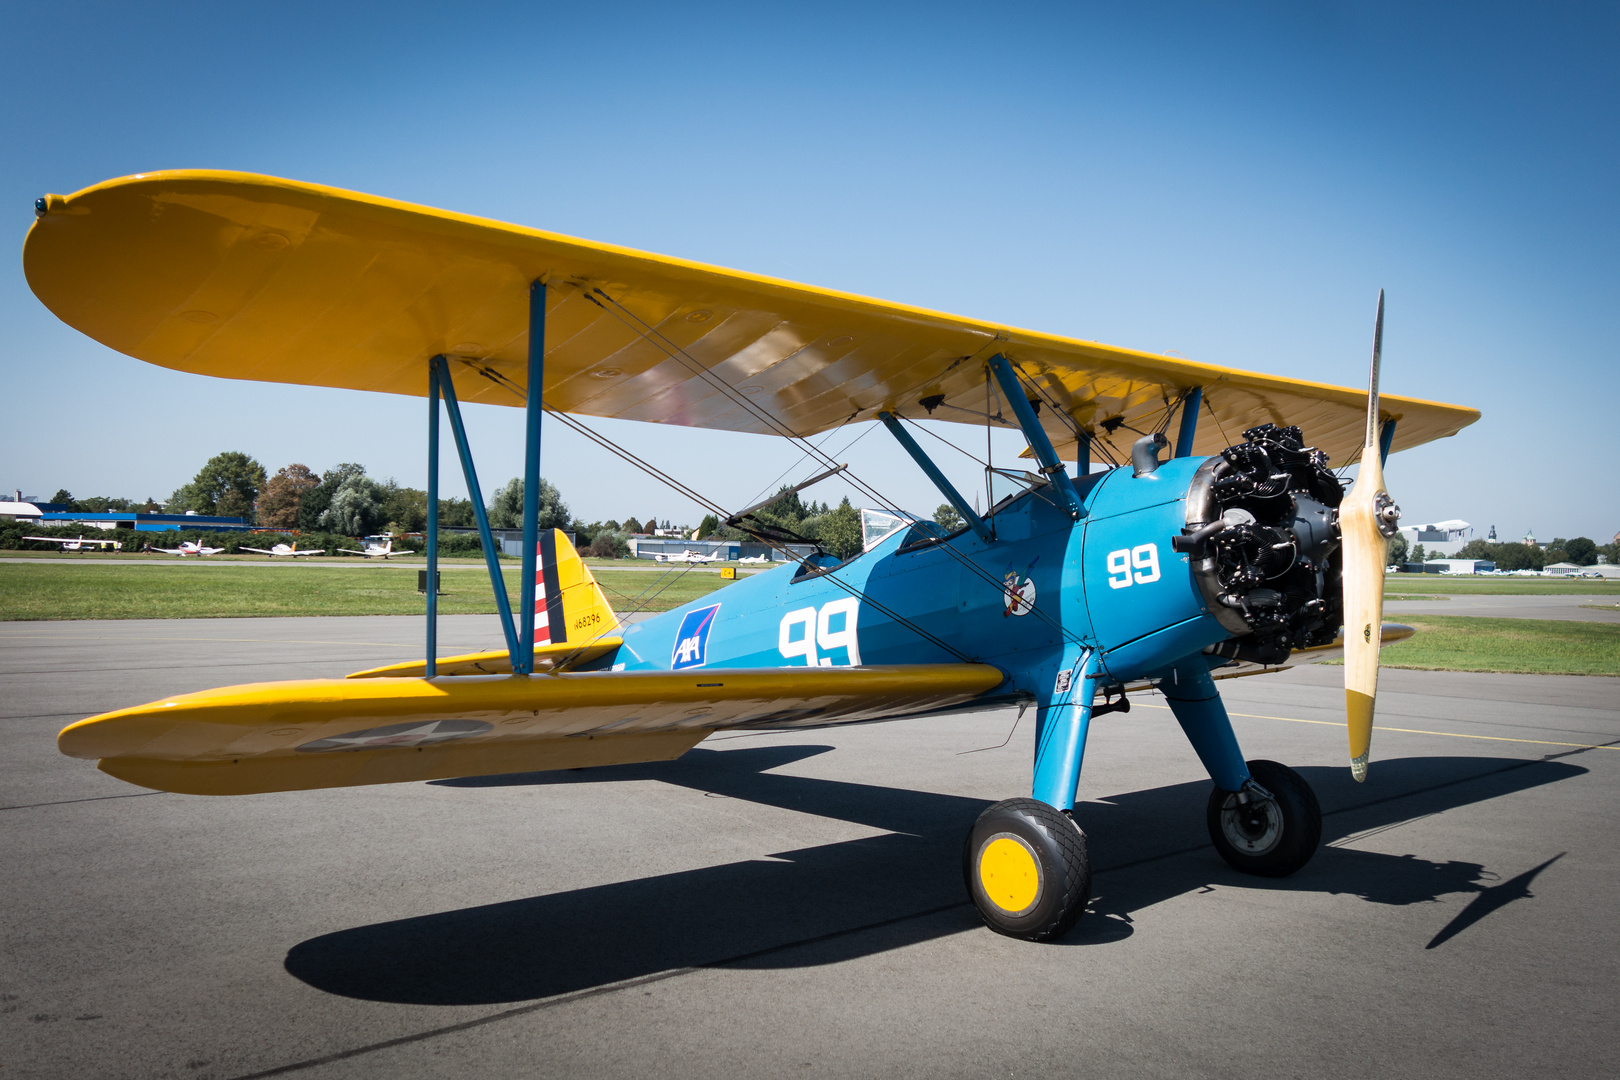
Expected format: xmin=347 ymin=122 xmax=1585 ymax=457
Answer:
xmin=40 ymin=512 xmax=256 ymax=533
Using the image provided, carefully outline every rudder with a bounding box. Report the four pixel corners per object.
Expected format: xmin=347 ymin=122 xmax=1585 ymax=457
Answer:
xmin=536 ymin=528 xmax=619 ymax=645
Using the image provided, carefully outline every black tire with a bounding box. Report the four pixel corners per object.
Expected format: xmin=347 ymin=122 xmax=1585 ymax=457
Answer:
xmin=1206 ymin=759 xmax=1321 ymax=878
xmin=963 ymin=798 xmax=1091 ymax=941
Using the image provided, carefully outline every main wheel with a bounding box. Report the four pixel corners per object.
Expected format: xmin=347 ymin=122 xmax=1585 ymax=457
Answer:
xmin=963 ymin=798 xmax=1091 ymax=941
xmin=1206 ymin=759 xmax=1321 ymax=877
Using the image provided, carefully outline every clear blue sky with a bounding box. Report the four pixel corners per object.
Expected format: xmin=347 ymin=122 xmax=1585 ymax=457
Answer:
xmin=4 ymin=2 xmax=1615 ymax=542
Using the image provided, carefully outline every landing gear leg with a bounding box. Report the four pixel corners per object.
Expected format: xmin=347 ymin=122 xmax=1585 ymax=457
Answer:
xmin=965 ymin=649 xmax=1097 ymax=940
xmin=1160 ymin=657 xmax=1322 ymax=877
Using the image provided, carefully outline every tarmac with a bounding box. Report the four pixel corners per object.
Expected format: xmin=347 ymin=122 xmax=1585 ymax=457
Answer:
xmin=1384 ymin=591 xmax=1620 ymax=623
xmin=2 ymin=615 xmax=1616 ymax=1079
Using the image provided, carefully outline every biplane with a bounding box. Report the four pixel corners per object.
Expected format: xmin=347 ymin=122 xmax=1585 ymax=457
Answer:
xmin=26 ymin=172 xmax=1477 ymax=941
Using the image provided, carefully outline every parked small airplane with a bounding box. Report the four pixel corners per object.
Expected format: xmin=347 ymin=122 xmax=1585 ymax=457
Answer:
xmin=339 ymin=539 xmax=412 ymax=558
xmin=31 ymin=171 xmax=1479 ymax=942
xmin=654 ymin=549 xmax=721 ymax=564
xmin=23 ymin=534 xmax=122 ymax=551
xmin=146 ymin=541 xmax=225 ymax=557
xmin=737 ymin=554 xmax=771 ymax=565
xmin=241 ymin=542 xmax=325 ymax=557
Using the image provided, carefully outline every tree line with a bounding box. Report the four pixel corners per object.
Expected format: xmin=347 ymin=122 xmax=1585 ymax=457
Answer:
xmin=22 ymin=453 xmax=819 ymax=559
xmin=1390 ymin=532 xmax=1617 ymax=570
xmin=33 ymin=451 xmax=890 ymax=560
xmin=689 ymin=488 xmax=866 ymax=560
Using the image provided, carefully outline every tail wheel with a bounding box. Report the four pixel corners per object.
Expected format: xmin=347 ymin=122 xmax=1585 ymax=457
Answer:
xmin=963 ymin=798 xmax=1091 ymax=941
xmin=1206 ymin=759 xmax=1322 ymax=878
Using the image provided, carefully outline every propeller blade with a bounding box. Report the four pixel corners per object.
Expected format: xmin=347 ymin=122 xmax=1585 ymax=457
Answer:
xmin=1340 ymin=290 xmax=1400 ymax=782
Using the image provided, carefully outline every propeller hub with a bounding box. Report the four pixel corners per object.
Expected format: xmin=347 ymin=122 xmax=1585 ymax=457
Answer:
xmin=1374 ymin=491 xmax=1401 ymax=538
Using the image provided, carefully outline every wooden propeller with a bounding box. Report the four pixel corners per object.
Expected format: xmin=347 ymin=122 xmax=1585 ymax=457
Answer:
xmin=1339 ymin=291 xmax=1402 ymax=782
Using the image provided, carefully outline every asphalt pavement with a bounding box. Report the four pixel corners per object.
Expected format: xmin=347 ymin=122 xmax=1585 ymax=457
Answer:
xmin=1383 ymin=591 xmax=1620 ymax=623
xmin=3 ymin=615 xmax=1615 ymax=1079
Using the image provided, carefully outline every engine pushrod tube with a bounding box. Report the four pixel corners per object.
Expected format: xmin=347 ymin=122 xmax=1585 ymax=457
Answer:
xmin=876 ymin=411 xmax=993 ymax=543
xmin=986 ymin=354 xmax=1083 ymax=518
xmin=438 ymin=358 xmax=521 ymax=661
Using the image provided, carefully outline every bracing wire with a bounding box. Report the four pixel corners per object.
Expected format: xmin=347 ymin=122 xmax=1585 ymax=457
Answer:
xmin=580 ymin=293 xmax=1086 ymax=647
xmin=744 ymin=410 xmax=860 ymax=511
xmin=585 ymin=291 xmax=912 ymax=521
xmin=902 ymin=414 xmax=991 ymax=469
xmin=1003 ymin=358 xmax=1125 ymax=468
xmin=1203 ymin=390 xmax=1231 ymax=448
xmin=450 ymin=358 xmax=977 ymax=662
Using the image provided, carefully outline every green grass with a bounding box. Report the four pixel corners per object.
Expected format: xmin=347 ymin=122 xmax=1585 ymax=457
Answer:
xmin=0 ymin=562 xmax=731 ymax=621
xmin=1335 ymin=615 xmax=1620 ymax=676
xmin=1384 ymin=576 xmax=1617 ymax=596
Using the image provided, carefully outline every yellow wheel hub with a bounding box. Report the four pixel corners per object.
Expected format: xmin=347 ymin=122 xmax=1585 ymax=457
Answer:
xmin=978 ymin=835 xmax=1041 ymax=914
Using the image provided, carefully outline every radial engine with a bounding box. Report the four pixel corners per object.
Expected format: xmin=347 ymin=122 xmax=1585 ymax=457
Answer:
xmin=1175 ymin=424 xmax=1346 ymax=665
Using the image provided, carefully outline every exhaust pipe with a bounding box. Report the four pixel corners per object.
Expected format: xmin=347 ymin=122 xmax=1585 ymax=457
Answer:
xmin=1132 ymin=432 xmax=1170 ymax=477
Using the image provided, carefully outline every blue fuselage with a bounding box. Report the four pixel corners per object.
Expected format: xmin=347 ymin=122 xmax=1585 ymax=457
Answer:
xmin=601 ymin=457 xmax=1232 ymax=699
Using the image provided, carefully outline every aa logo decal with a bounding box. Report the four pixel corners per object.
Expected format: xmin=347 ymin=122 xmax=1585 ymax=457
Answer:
xmin=672 ymin=604 xmax=721 ymax=669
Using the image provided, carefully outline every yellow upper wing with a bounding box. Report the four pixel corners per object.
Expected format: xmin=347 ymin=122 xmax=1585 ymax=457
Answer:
xmin=24 ymin=170 xmax=1478 ymax=464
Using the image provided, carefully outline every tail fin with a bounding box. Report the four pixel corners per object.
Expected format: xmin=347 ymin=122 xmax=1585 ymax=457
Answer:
xmin=535 ymin=528 xmax=619 ymax=645
xmin=346 ymin=529 xmax=620 ymax=679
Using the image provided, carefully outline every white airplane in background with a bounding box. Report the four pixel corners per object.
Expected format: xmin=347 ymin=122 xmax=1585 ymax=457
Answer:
xmin=147 ymin=541 xmax=225 ymax=557
xmin=737 ymin=554 xmax=771 ymax=565
xmin=1406 ymin=519 xmax=1471 ymax=536
xmin=654 ymin=549 xmax=721 ymax=564
xmin=241 ymin=542 xmax=325 ymax=557
xmin=339 ymin=539 xmax=413 ymax=558
xmin=24 ymin=535 xmax=122 ymax=551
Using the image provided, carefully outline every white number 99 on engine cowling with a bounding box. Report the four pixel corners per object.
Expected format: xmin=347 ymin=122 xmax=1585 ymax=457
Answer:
xmin=1106 ymin=544 xmax=1161 ymax=589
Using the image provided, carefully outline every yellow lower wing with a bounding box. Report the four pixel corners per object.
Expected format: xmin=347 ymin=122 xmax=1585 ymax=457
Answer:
xmin=59 ymin=665 xmax=1006 ymax=796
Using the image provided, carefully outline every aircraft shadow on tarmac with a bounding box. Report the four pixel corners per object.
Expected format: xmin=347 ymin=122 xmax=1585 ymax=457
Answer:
xmin=283 ymin=746 xmax=1585 ymax=1006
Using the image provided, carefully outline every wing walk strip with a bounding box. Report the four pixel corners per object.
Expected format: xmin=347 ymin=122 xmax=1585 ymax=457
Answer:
xmin=218 ymin=736 xmax=1611 ymax=1080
